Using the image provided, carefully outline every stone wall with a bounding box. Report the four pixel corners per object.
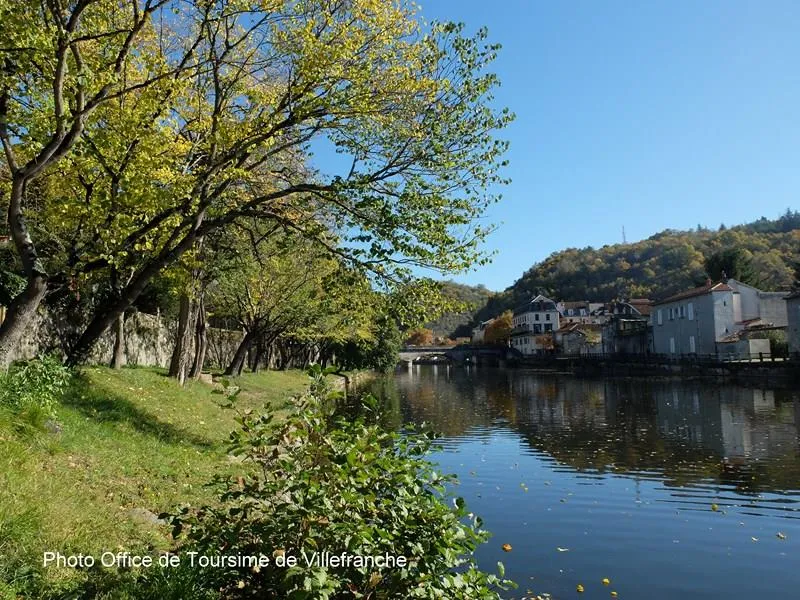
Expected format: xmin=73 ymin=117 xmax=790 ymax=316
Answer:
xmin=11 ymin=308 xmax=327 ymax=371
xmin=12 ymin=308 xmax=245 ymax=370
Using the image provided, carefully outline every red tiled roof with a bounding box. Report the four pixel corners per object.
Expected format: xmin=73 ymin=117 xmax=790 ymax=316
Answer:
xmin=628 ymin=299 xmax=654 ymax=316
xmin=718 ymin=331 xmax=742 ymax=343
xmin=654 ymin=282 xmax=732 ymax=306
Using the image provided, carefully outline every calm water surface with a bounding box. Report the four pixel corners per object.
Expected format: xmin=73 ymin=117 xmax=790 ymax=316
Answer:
xmin=371 ymin=366 xmax=800 ymax=600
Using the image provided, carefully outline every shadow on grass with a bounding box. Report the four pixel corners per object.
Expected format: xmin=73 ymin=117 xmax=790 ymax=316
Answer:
xmin=62 ymin=374 xmax=216 ymax=449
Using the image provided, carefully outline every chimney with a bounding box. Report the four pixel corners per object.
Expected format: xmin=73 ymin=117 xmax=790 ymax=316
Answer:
xmin=721 ymin=270 xmax=728 ymax=283
xmin=705 ymin=277 xmax=712 ymax=287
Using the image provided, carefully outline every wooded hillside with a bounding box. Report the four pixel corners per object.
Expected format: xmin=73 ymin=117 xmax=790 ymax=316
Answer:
xmin=424 ymin=281 xmax=494 ymax=339
xmin=472 ymin=210 xmax=800 ymax=324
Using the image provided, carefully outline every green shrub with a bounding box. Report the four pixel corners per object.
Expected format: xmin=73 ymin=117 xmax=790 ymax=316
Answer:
xmin=0 ymin=355 xmax=72 ymax=428
xmin=154 ymin=367 xmax=513 ymax=599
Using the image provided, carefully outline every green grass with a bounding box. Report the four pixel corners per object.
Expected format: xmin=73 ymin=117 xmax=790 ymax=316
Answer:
xmin=0 ymin=366 xmax=311 ymax=599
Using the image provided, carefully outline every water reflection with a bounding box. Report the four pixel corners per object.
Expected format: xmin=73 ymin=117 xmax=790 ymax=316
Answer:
xmin=377 ymin=367 xmax=800 ymax=495
xmin=368 ymin=367 xmax=800 ymax=599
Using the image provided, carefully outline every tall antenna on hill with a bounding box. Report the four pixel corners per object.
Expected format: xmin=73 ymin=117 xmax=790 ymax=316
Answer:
xmin=622 ymin=225 xmax=627 ymax=244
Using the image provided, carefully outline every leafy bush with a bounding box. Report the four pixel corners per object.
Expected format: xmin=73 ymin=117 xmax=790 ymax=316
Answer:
xmin=156 ymin=367 xmax=513 ymax=598
xmin=0 ymin=355 xmax=72 ymax=427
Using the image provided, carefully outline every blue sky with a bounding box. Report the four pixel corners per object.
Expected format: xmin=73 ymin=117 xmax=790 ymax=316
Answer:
xmin=319 ymin=1 xmax=800 ymax=291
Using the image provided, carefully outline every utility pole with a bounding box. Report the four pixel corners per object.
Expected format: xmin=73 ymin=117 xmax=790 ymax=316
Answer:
xmin=622 ymin=225 xmax=627 ymax=244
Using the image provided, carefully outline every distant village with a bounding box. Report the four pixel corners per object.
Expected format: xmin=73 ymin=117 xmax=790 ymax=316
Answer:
xmin=470 ymin=278 xmax=800 ymax=361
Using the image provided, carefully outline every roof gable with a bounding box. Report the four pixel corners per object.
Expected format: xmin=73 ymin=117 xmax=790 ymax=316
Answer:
xmin=513 ymin=294 xmax=558 ymax=315
xmin=654 ymin=282 xmax=732 ymax=306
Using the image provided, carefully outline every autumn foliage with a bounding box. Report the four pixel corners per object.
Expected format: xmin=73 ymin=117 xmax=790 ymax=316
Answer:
xmin=405 ymin=327 xmax=434 ymax=346
xmin=484 ymin=311 xmax=512 ymax=345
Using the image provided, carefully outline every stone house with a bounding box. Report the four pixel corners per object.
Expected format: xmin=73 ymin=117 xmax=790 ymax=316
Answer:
xmin=471 ymin=318 xmax=494 ymax=343
xmin=555 ymin=322 xmax=603 ymax=355
xmin=601 ymin=299 xmax=653 ymax=355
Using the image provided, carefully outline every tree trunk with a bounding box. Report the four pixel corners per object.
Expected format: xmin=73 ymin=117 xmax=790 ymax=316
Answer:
xmin=169 ymin=293 xmax=198 ymax=385
xmin=189 ymin=298 xmax=207 ymax=379
xmin=225 ymin=329 xmax=257 ymax=376
xmin=252 ymin=339 xmax=264 ymax=373
xmin=66 ymin=218 xmax=204 ymax=367
xmin=0 ymin=177 xmax=48 ymax=369
xmin=0 ymin=274 xmax=47 ymax=369
xmin=110 ymin=312 xmax=126 ymax=369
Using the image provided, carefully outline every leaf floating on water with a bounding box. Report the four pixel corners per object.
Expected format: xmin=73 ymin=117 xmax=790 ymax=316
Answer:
xmin=556 ymin=547 xmax=570 ymax=552
xmin=576 ymin=584 xmax=585 ymax=593
xmin=502 ymin=543 xmax=513 ymax=552
xmin=602 ymin=577 xmax=611 ymax=586
xmin=776 ymin=532 xmax=787 ymax=540
xmin=711 ymin=503 xmax=719 ymax=512
xmin=611 ymin=592 xmax=618 ymax=598
xmin=751 ymin=537 xmax=759 ymax=542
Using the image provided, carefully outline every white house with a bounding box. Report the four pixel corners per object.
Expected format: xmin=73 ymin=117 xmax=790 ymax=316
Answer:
xmin=511 ymin=294 xmax=560 ymax=355
xmin=557 ymin=300 xmax=607 ymax=325
xmin=726 ymin=278 xmax=789 ymax=327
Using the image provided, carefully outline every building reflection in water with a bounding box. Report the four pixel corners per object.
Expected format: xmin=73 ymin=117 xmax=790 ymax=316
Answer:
xmin=379 ymin=367 xmax=800 ymax=493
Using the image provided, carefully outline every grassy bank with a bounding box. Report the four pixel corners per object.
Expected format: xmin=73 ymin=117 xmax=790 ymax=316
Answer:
xmin=0 ymin=366 xmax=310 ymax=599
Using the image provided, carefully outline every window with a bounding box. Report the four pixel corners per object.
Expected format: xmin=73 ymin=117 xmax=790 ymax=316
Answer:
xmin=669 ymin=308 xmax=674 ymax=320
xmin=657 ymin=309 xmax=663 ymax=325
xmin=689 ymin=336 xmax=696 ymax=353
xmin=535 ymin=314 xmax=540 ymax=321
xmin=544 ymin=323 xmax=552 ymax=332
xmin=679 ymin=305 xmax=685 ymax=318
xmin=670 ymin=337 xmax=676 ymax=354
xmin=546 ymin=313 xmax=551 ymax=321
xmin=534 ymin=324 xmax=542 ymax=334
xmin=688 ymin=302 xmax=694 ymax=321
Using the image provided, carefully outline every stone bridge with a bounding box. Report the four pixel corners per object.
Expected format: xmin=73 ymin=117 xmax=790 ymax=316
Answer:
xmin=398 ymin=346 xmax=453 ymax=364
xmin=399 ymin=345 xmax=523 ymax=366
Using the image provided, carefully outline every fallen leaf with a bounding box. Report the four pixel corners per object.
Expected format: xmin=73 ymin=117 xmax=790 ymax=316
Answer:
xmin=502 ymin=543 xmax=512 ymax=552
xmin=602 ymin=577 xmax=611 ymax=585
xmin=576 ymin=584 xmax=585 ymax=593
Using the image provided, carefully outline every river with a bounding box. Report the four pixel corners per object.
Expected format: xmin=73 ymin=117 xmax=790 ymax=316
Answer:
xmin=369 ymin=365 xmax=800 ymax=599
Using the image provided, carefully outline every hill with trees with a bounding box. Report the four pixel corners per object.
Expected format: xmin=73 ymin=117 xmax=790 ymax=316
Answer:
xmin=472 ymin=210 xmax=800 ymax=324
xmin=423 ymin=281 xmax=494 ymax=339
